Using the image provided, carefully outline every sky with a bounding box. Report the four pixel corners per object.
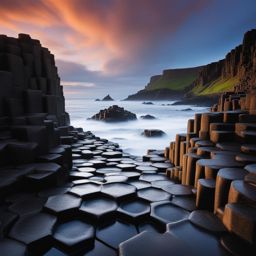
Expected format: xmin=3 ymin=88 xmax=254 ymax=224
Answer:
xmin=0 ymin=0 xmax=256 ymax=99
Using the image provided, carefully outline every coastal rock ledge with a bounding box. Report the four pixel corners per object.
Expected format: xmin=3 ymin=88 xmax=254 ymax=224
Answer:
xmin=90 ymin=105 xmax=137 ymax=122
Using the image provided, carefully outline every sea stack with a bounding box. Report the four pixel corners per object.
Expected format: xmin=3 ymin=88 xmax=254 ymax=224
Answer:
xmin=102 ymin=94 xmax=114 ymax=101
xmin=90 ymin=105 xmax=137 ymax=122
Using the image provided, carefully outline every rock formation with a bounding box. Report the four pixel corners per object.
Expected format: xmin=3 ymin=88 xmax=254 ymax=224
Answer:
xmin=188 ymin=29 xmax=256 ymax=96
xmin=102 ymin=94 xmax=114 ymax=101
xmin=0 ymin=33 xmax=74 ymax=194
xmin=126 ymin=29 xmax=256 ymax=102
xmin=142 ymin=129 xmax=166 ymax=137
xmin=140 ymin=114 xmax=156 ymax=120
xmin=125 ymin=66 xmax=203 ymax=100
xmin=90 ymin=105 xmax=137 ymax=122
xmin=165 ymin=88 xmax=256 ymax=253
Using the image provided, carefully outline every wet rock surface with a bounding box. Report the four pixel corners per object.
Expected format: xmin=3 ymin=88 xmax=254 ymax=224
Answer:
xmin=142 ymin=129 xmax=166 ymax=137
xmin=0 ymin=131 xmax=233 ymax=255
xmin=90 ymin=105 xmax=137 ymax=122
xmin=140 ymin=114 xmax=156 ymax=120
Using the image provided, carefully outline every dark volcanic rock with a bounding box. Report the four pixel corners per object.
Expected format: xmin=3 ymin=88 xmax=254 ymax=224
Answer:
xmin=95 ymin=98 xmax=100 ymax=101
xmin=142 ymin=101 xmax=154 ymax=105
xmin=102 ymin=94 xmax=114 ymax=101
xmin=90 ymin=105 xmax=137 ymax=122
xmin=142 ymin=129 xmax=166 ymax=137
xmin=140 ymin=114 xmax=156 ymax=120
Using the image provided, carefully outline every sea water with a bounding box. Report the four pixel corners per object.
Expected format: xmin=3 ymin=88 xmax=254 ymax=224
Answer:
xmin=65 ymin=98 xmax=208 ymax=156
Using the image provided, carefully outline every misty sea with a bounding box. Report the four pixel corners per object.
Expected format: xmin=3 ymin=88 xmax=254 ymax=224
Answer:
xmin=65 ymin=98 xmax=208 ymax=156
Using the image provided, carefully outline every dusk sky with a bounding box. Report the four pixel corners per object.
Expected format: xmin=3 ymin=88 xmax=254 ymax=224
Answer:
xmin=0 ymin=0 xmax=256 ymax=99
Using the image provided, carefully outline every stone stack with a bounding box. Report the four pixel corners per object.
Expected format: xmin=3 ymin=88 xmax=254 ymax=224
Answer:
xmin=166 ymin=89 xmax=256 ymax=251
xmin=0 ymin=34 xmax=75 ymax=197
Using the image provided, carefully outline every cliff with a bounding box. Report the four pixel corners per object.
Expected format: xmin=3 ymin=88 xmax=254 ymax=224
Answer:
xmin=126 ymin=29 xmax=256 ymax=102
xmin=0 ymin=33 xmax=72 ymax=169
xmin=188 ymin=29 xmax=256 ymax=96
xmin=125 ymin=66 xmax=203 ymax=100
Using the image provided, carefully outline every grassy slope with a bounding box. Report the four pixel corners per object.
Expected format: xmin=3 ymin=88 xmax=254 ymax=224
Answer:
xmin=192 ymin=76 xmax=239 ymax=95
xmin=145 ymin=67 xmax=202 ymax=91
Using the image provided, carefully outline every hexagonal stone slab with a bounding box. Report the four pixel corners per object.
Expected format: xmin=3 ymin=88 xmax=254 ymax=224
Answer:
xmin=129 ymin=180 xmax=151 ymax=190
xmin=119 ymin=231 xmax=190 ymax=256
xmin=118 ymin=199 xmax=150 ymax=222
xmin=139 ymin=174 xmax=168 ymax=182
xmin=136 ymin=166 xmax=158 ymax=173
xmin=151 ymin=201 xmax=189 ymax=226
xmin=137 ymin=187 xmax=171 ymax=202
xmin=101 ymin=182 xmax=136 ymax=200
xmin=78 ymin=167 xmax=96 ymax=173
xmin=151 ymin=180 xmax=175 ymax=189
xmin=102 ymin=151 xmax=123 ymax=158
xmin=44 ymin=194 xmax=81 ymax=216
xmin=163 ymin=184 xmax=193 ymax=196
xmin=96 ymin=168 xmax=121 ymax=175
xmin=88 ymin=160 xmax=106 ymax=168
xmin=69 ymin=183 xmax=101 ymax=198
xmin=116 ymin=164 xmax=136 ymax=171
xmin=9 ymin=213 xmax=56 ymax=251
xmin=69 ymin=171 xmax=93 ymax=180
xmin=121 ymin=172 xmax=140 ymax=179
xmin=104 ymin=174 xmax=129 ymax=183
xmin=80 ymin=196 xmax=118 ymax=219
xmin=53 ymin=220 xmax=94 ymax=252
xmin=167 ymin=220 xmax=227 ymax=256
xmin=151 ymin=162 xmax=172 ymax=172
xmin=97 ymin=220 xmax=137 ymax=249
xmin=189 ymin=210 xmax=226 ymax=233
xmin=171 ymin=196 xmax=196 ymax=212
xmin=0 ymin=238 xmax=27 ymax=256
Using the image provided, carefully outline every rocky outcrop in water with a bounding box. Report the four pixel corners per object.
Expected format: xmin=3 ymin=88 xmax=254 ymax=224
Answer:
xmin=90 ymin=105 xmax=137 ymax=122
xmin=142 ymin=129 xmax=166 ymax=137
xmin=102 ymin=94 xmax=114 ymax=101
xmin=140 ymin=114 xmax=156 ymax=120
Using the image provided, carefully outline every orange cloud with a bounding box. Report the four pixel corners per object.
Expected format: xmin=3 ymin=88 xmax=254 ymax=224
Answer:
xmin=0 ymin=0 xmax=210 ymax=73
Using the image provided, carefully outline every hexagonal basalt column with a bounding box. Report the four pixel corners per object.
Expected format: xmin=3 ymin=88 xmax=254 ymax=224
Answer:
xmin=162 ymin=184 xmax=193 ymax=196
xmin=150 ymin=201 xmax=189 ymax=227
xmin=96 ymin=167 xmax=121 ymax=175
xmin=128 ymin=180 xmax=151 ymax=190
xmin=167 ymin=220 xmax=228 ymax=256
xmin=139 ymin=174 xmax=168 ymax=182
xmin=101 ymin=182 xmax=136 ymax=201
xmin=9 ymin=213 xmax=57 ymax=253
xmin=117 ymin=199 xmax=150 ymax=222
xmin=69 ymin=183 xmax=101 ymax=198
xmin=137 ymin=187 xmax=171 ymax=202
xmin=53 ymin=220 xmax=94 ymax=253
xmin=44 ymin=194 xmax=81 ymax=216
xmin=79 ymin=196 xmax=118 ymax=220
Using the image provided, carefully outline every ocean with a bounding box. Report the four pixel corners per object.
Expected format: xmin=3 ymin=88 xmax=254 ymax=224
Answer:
xmin=65 ymin=98 xmax=208 ymax=156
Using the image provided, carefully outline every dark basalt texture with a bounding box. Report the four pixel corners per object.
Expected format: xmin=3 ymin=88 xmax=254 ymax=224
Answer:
xmin=142 ymin=129 xmax=166 ymax=137
xmin=102 ymin=94 xmax=114 ymax=101
xmin=90 ymin=105 xmax=137 ymax=122
xmin=1 ymin=32 xmax=256 ymax=255
xmin=140 ymin=114 xmax=156 ymax=120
